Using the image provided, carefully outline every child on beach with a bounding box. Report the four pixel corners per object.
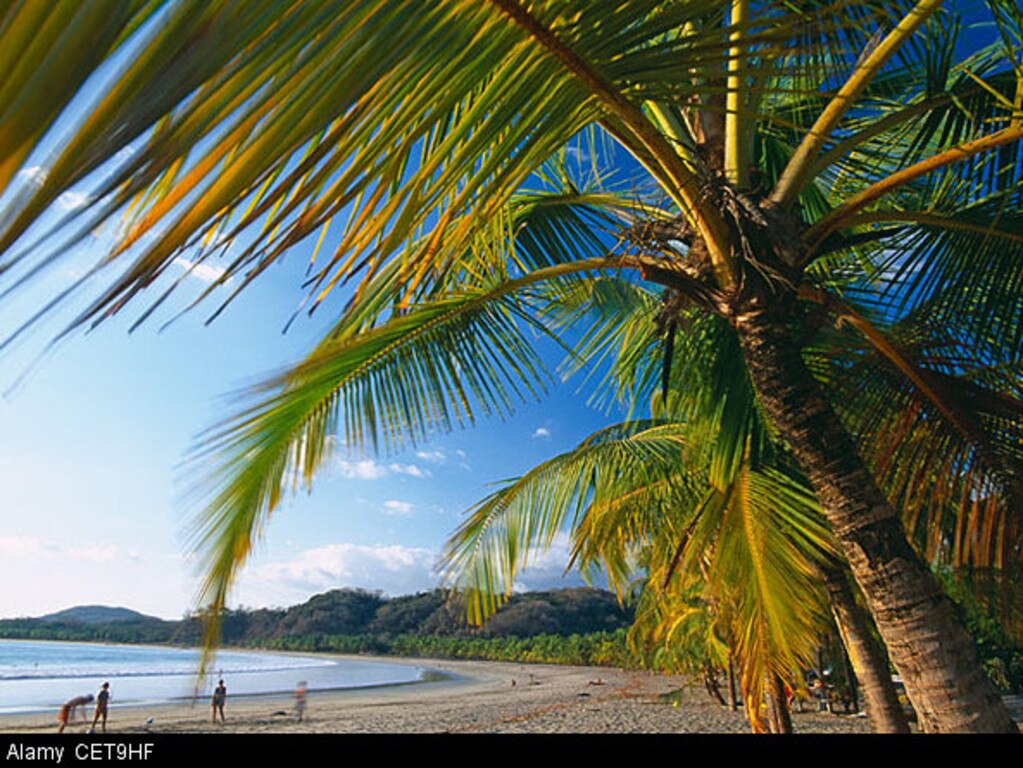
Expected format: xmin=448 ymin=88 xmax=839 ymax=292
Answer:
xmin=91 ymin=683 xmax=110 ymax=733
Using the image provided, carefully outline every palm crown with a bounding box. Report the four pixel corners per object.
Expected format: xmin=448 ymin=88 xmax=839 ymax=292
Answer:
xmin=1 ymin=0 xmax=1022 ymax=732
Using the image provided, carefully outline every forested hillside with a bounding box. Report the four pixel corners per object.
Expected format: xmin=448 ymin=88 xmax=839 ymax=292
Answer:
xmin=0 ymin=588 xmax=633 ymax=649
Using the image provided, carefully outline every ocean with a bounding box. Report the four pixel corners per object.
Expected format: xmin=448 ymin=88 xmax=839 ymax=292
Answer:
xmin=0 ymin=639 xmax=427 ymax=715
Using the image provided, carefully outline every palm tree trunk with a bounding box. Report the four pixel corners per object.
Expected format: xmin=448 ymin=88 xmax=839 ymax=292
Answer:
xmin=821 ymin=561 xmax=910 ymax=733
xmin=727 ymin=653 xmax=740 ymax=711
xmin=703 ymin=662 xmax=728 ymax=707
xmin=765 ymin=673 xmax=793 ymax=733
xmin=838 ymin=640 xmax=858 ymax=713
xmin=732 ymin=306 xmax=1017 ymax=733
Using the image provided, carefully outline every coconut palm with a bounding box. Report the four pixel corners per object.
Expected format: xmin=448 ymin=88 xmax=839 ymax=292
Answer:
xmin=440 ymin=281 xmax=914 ymax=732
xmin=2 ymin=0 xmax=1022 ymax=731
xmin=441 ymin=414 xmax=839 ymax=733
xmin=447 ymin=243 xmax=1022 ymax=730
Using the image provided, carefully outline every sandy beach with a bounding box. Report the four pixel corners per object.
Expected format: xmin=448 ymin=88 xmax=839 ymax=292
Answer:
xmin=1 ymin=656 xmax=876 ymax=735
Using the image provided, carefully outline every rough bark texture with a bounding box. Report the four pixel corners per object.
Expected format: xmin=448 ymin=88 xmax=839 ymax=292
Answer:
xmin=733 ymin=305 xmax=1018 ymax=733
xmin=839 ymin=642 xmax=859 ymax=713
xmin=822 ymin=561 xmax=911 ymax=733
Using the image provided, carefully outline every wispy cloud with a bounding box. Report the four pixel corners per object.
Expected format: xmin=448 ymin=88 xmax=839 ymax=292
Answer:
xmin=57 ymin=191 xmax=91 ymax=211
xmin=336 ymin=459 xmax=388 ymax=480
xmin=0 ymin=536 xmax=139 ymax=564
xmin=173 ymin=256 xmax=231 ymax=285
xmin=17 ymin=166 xmax=48 ymax=186
xmin=414 ymin=449 xmax=446 ymax=464
xmin=383 ymin=499 xmax=414 ymax=516
xmin=336 ymin=458 xmax=429 ymax=480
xmin=389 ymin=463 xmax=428 ymax=478
xmin=14 ymin=168 xmax=91 ymax=208
xmin=563 ymin=144 xmax=592 ymax=166
xmin=531 ymin=427 xmax=551 ymax=439
xmin=236 ymin=543 xmax=440 ymax=603
xmin=0 ymin=535 xmax=59 ymax=559
xmin=509 ymin=533 xmax=594 ymax=593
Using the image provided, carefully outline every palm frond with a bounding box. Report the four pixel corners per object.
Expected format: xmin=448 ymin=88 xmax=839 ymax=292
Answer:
xmin=771 ymin=0 xmax=944 ymax=207
xmin=441 ymin=419 xmax=694 ymax=624
xmin=185 ymin=258 xmax=615 ymax=664
xmin=0 ymin=0 xmax=754 ymax=333
xmin=803 ymin=292 xmax=1023 ymax=573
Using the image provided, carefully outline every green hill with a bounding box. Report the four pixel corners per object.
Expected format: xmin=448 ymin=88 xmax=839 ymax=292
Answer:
xmin=38 ymin=605 xmax=160 ymax=624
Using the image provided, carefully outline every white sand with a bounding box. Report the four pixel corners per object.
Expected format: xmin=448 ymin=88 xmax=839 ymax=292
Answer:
xmin=0 ymin=656 xmax=876 ymax=734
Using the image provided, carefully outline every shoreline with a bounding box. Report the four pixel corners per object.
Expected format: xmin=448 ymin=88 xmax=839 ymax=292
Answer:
xmin=0 ymin=654 xmax=877 ymax=734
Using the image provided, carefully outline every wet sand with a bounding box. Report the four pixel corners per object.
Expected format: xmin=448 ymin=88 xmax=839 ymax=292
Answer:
xmin=0 ymin=656 xmax=874 ymax=734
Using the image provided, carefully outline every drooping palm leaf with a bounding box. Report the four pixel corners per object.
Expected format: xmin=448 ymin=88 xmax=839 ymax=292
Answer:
xmin=441 ymin=419 xmax=695 ymax=623
xmin=186 ymin=257 xmax=616 ymax=664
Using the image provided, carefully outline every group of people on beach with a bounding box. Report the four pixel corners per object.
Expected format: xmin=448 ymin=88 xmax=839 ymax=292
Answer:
xmin=56 ymin=678 xmax=310 ymax=732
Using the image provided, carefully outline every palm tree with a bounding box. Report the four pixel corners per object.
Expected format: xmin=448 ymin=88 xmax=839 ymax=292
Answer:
xmin=440 ymin=282 xmax=912 ymax=732
xmin=442 ymin=416 xmax=838 ymax=733
xmin=1 ymin=0 xmax=1022 ymax=731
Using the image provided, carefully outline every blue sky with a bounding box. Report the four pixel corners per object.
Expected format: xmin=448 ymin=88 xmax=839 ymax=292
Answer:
xmin=0 ymin=10 xmax=634 ymax=621
xmin=0 ymin=185 xmax=619 ymax=619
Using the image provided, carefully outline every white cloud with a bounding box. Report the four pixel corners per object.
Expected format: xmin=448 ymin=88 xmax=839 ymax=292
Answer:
xmin=0 ymin=537 xmax=140 ymax=564
xmin=564 ymin=145 xmax=592 ymax=165
xmin=173 ymin=256 xmax=231 ymax=285
xmin=17 ymin=166 xmax=48 ymax=186
xmin=383 ymin=499 xmax=414 ymax=516
xmin=0 ymin=535 xmax=59 ymax=559
xmin=509 ymin=533 xmax=595 ymax=593
xmin=337 ymin=459 xmax=389 ymax=480
xmin=531 ymin=427 xmax=551 ymax=439
xmin=388 ymin=462 xmax=429 ymax=478
xmin=414 ymin=450 xmax=446 ymax=464
xmin=57 ymin=191 xmax=91 ymax=211
xmin=235 ymin=543 xmax=440 ymax=603
xmin=336 ymin=458 xmax=429 ymax=479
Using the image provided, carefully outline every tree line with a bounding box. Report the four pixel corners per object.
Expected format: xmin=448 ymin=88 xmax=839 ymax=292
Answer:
xmin=3 ymin=583 xmax=1021 ymax=696
xmin=0 ymin=587 xmax=633 ymax=651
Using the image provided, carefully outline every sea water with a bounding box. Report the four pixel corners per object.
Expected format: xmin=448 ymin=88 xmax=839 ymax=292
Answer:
xmin=0 ymin=639 xmax=426 ymax=715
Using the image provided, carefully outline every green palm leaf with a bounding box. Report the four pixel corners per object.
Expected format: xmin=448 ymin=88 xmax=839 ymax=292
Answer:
xmin=186 ymin=257 xmax=611 ymax=664
xmin=442 ymin=419 xmax=694 ymax=623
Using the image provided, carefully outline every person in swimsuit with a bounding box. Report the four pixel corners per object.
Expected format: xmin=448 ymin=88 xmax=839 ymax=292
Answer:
xmin=211 ymin=679 xmax=227 ymax=723
xmin=57 ymin=694 xmax=93 ymax=733
xmin=91 ymin=683 xmax=110 ymax=733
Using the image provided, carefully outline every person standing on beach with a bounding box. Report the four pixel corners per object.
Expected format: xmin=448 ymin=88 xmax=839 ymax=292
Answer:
xmin=212 ymin=679 xmax=227 ymax=724
xmin=294 ymin=681 xmax=307 ymax=722
xmin=91 ymin=683 xmax=110 ymax=733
